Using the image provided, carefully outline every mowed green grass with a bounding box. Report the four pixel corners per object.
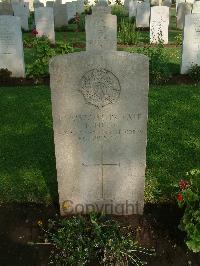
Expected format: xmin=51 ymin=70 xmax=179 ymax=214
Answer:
xmin=0 ymin=85 xmax=199 ymax=204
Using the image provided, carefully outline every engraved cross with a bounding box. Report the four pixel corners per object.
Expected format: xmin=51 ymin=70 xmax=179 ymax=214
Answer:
xmin=82 ymin=144 xmax=120 ymax=199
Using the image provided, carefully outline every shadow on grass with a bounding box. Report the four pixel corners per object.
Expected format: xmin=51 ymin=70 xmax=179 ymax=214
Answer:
xmin=0 ymin=86 xmax=58 ymax=204
xmin=146 ymin=85 xmax=200 ymax=202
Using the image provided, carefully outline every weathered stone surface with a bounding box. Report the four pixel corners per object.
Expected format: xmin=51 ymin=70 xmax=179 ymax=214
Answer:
xmin=192 ymin=1 xmax=200 ymax=13
xmin=129 ymin=0 xmax=137 ymax=18
xmin=54 ymin=4 xmax=68 ymax=28
xmin=12 ymin=3 xmax=29 ymax=30
xmin=0 ymin=15 xmax=25 ymax=77
xmin=136 ymin=2 xmax=150 ymax=28
xmin=181 ymin=14 xmax=200 ymax=73
xmin=76 ymin=0 xmax=84 ymax=14
xmin=177 ymin=2 xmax=192 ymax=29
xmin=0 ymin=2 xmax=13 ymax=15
xmin=162 ymin=0 xmax=172 ymax=7
xmin=50 ymin=51 xmax=149 ymax=216
xmin=66 ymin=1 xmax=76 ymax=21
xmin=176 ymin=0 xmax=185 ymax=11
xmin=150 ymin=6 xmax=169 ymax=44
xmin=35 ymin=7 xmax=55 ymax=43
xmin=86 ymin=4 xmax=117 ymax=51
xmin=46 ymin=1 xmax=54 ymax=7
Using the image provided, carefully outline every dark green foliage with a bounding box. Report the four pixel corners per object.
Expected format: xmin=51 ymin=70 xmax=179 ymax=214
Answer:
xmin=44 ymin=213 xmax=154 ymax=265
xmin=177 ymin=170 xmax=200 ymax=253
xmin=188 ymin=64 xmax=200 ymax=83
xmin=137 ymin=43 xmax=172 ymax=84
xmin=118 ymin=19 xmax=140 ymax=45
xmin=0 ymin=68 xmax=12 ymax=81
xmin=26 ymin=36 xmax=73 ymax=79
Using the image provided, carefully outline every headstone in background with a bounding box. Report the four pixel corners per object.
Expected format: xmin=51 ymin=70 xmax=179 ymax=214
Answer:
xmin=0 ymin=15 xmax=25 ymax=77
xmin=12 ymin=3 xmax=29 ymax=30
xmin=46 ymin=1 xmax=54 ymax=7
xmin=150 ymin=6 xmax=169 ymax=44
xmin=162 ymin=0 xmax=172 ymax=7
xmin=124 ymin=0 xmax=131 ymax=11
xmin=177 ymin=2 xmax=192 ymax=29
xmin=86 ymin=2 xmax=117 ymax=51
xmin=54 ymin=4 xmax=68 ymax=28
xmin=66 ymin=1 xmax=77 ymax=21
xmin=50 ymin=2 xmax=149 ymax=216
xmin=129 ymin=0 xmax=137 ymax=18
xmin=185 ymin=0 xmax=195 ymax=5
xmin=33 ymin=1 xmax=44 ymax=9
xmin=181 ymin=14 xmax=200 ymax=73
xmin=176 ymin=0 xmax=185 ymax=12
xmin=24 ymin=2 xmax=30 ymax=17
xmin=151 ymin=0 xmax=161 ymax=6
xmin=0 ymin=2 xmax=13 ymax=15
xmin=76 ymin=0 xmax=84 ymax=14
xmin=35 ymin=7 xmax=55 ymax=43
xmin=136 ymin=1 xmax=150 ymax=28
xmin=192 ymin=1 xmax=200 ymax=13
xmin=26 ymin=0 xmax=34 ymax=11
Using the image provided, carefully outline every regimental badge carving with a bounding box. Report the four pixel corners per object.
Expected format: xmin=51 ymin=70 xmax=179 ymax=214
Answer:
xmin=80 ymin=68 xmax=121 ymax=108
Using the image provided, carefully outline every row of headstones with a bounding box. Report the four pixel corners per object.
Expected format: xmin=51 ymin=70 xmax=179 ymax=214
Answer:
xmin=0 ymin=3 xmax=199 ymax=78
xmin=0 ymin=0 xmax=84 ymax=30
xmin=129 ymin=0 xmax=200 ymax=30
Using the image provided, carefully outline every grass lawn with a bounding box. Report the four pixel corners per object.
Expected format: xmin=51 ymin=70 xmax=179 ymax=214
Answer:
xmin=0 ymin=85 xmax=199 ymax=205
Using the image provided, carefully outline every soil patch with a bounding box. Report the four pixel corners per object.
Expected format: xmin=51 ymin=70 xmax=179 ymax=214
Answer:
xmin=0 ymin=203 xmax=199 ymax=266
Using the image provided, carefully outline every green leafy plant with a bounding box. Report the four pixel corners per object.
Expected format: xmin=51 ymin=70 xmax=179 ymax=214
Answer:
xmin=188 ymin=64 xmax=200 ymax=83
xmin=112 ymin=4 xmax=128 ymax=27
xmin=118 ymin=18 xmax=140 ymax=45
xmin=41 ymin=213 xmax=154 ymax=265
xmin=0 ymin=68 xmax=12 ymax=81
xmin=177 ymin=169 xmax=200 ymax=253
xmin=26 ymin=36 xmax=73 ymax=79
xmin=174 ymin=33 xmax=182 ymax=46
xmin=137 ymin=42 xmax=172 ymax=84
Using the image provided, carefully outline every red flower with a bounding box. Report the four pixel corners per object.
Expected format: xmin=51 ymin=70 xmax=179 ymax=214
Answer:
xmin=32 ymin=29 xmax=38 ymax=36
xmin=179 ymin=179 xmax=189 ymax=190
xmin=177 ymin=193 xmax=183 ymax=202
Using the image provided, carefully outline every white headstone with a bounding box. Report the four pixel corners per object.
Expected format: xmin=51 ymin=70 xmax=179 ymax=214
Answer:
xmin=54 ymin=4 xmax=68 ymax=27
xmin=162 ymin=0 xmax=172 ymax=7
xmin=35 ymin=7 xmax=55 ymax=43
xmin=66 ymin=1 xmax=76 ymax=21
xmin=12 ymin=3 xmax=29 ymax=30
xmin=181 ymin=14 xmax=200 ymax=73
xmin=177 ymin=2 xmax=192 ymax=29
xmin=86 ymin=3 xmax=117 ymax=51
xmin=136 ymin=2 xmax=150 ymax=28
xmin=0 ymin=16 xmax=25 ymax=77
xmin=46 ymin=1 xmax=54 ymax=7
xmin=33 ymin=1 xmax=44 ymax=9
xmin=50 ymin=3 xmax=149 ymax=216
xmin=176 ymin=0 xmax=185 ymax=11
xmin=150 ymin=6 xmax=169 ymax=44
xmin=76 ymin=0 xmax=84 ymax=14
xmin=0 ymin=2 xmax=13 ymax=15
xmin=192 ymin=1 xmax=200 ymax=13
xmin=129 ymin=0 xmax=137 ymax=18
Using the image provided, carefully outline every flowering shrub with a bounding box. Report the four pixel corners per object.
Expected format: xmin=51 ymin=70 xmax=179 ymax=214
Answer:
xmin=177 ymin=169 xmax=200 ymax=253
